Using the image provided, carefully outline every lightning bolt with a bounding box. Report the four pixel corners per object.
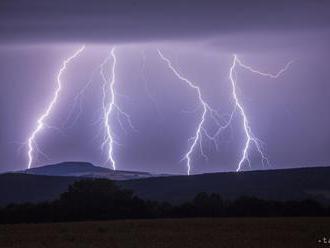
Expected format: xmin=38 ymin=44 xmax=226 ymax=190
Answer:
xmin=158 ymin=50 xmax=232 ymax=175
xmin=229 ymin=55 xmax=293 ymax=171
xmin=26 ymin=45 xmax=85 ymax=169
xmin=100 ymin=47 xmax=136 ymax=170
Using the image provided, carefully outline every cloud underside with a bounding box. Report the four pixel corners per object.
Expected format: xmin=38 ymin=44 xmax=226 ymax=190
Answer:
xmin=0 ymin=0 xmax=330 ymax=43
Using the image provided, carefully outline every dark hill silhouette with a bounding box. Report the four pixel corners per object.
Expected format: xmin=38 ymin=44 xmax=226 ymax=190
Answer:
xmin=23 ymin=161 xmax=154 ymax=180
xmin=1 ymin=164 xmax=330 ymax=206
xmin=24 ymin=162 xmax=109 ymax=175
xmin=120 ymin=166 xmax=330 ymax=204
xmin=0 ymin=173 xmax=78 ymax=206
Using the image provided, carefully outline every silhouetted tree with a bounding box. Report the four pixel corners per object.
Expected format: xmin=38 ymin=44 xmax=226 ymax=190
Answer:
xmin=0 ymin=179 xmax=329 ymax=224
xmin=56 ymin=179 xmax=151 ymax=221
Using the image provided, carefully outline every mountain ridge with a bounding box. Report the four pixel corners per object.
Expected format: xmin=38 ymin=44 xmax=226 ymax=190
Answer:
xmin=21 ymin=161 xmax=155 ymax=180
xmin=1 ymin=163 xmax=330 ymax=206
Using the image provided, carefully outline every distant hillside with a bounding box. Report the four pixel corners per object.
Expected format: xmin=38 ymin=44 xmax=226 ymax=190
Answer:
xmin=23 ymin=161 xmax=154 ymax=180
xmin=119 ymin=166 xmax=330 ymax=204
xmin=0 ymin=173 xmax=78 ymax=206
xmin=1 ymin=166 xmax=330 ymax=206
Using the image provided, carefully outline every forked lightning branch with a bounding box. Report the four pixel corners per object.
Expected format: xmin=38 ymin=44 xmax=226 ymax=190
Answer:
xmin=26 ymin=46 xmax=293 ymax=175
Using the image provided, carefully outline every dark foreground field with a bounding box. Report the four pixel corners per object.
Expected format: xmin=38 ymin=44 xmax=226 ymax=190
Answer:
xmin=0 ymin=218 xmax=329 ymax=248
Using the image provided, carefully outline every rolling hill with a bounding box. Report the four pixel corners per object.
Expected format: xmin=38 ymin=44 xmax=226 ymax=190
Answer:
xmin=1 ymin=163 xmax=330 ymax=206
xmin=0 ymin=173 xmax=78 ymax=206
xmin=22 ymin=161 xmax=155 ymax=180
xmin=120 ymin=166 xmax=330 ymax=204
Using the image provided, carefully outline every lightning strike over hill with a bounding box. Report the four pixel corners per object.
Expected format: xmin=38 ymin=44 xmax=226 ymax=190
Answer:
xmin=158 ymin=50 xmax=233 ymax=175
xmin=100 ymin=47 xmax=136 ymax=170
xmin=229 ymin=55 xmax=293 ymax=172
xmin=26 ymin=45 xmax=85 ymax=169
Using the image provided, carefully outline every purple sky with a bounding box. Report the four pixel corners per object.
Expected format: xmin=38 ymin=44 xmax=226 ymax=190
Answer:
xmin=0 ymin=0 xmax=330 ymax=174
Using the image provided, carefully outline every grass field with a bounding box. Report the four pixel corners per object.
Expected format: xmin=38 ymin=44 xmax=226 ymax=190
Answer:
xmin=0 ymin=218 xmax=329 ymax=248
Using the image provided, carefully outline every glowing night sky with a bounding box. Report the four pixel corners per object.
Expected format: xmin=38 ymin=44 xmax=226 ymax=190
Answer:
xmin=0 ymin=0 xmax=330 ymax=174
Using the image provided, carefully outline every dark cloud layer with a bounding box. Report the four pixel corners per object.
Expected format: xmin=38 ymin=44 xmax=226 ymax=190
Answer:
xmin=1 ymin=0 xmax=330 ymax=43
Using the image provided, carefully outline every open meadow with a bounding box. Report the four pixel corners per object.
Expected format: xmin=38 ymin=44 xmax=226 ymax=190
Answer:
xmin=0 ymin=218 xmax=329 ymax=248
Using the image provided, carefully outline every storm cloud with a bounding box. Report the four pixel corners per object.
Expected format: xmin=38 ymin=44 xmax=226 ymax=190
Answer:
xmin=1 ymin=0 xmax=330 ymax=174
xmin=1 ymin=0 xmax=330 ymax=43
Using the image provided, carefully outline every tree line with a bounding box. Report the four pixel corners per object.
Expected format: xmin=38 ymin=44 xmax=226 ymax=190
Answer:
xmin=0 ymin=179 xmax=329 ymax=224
